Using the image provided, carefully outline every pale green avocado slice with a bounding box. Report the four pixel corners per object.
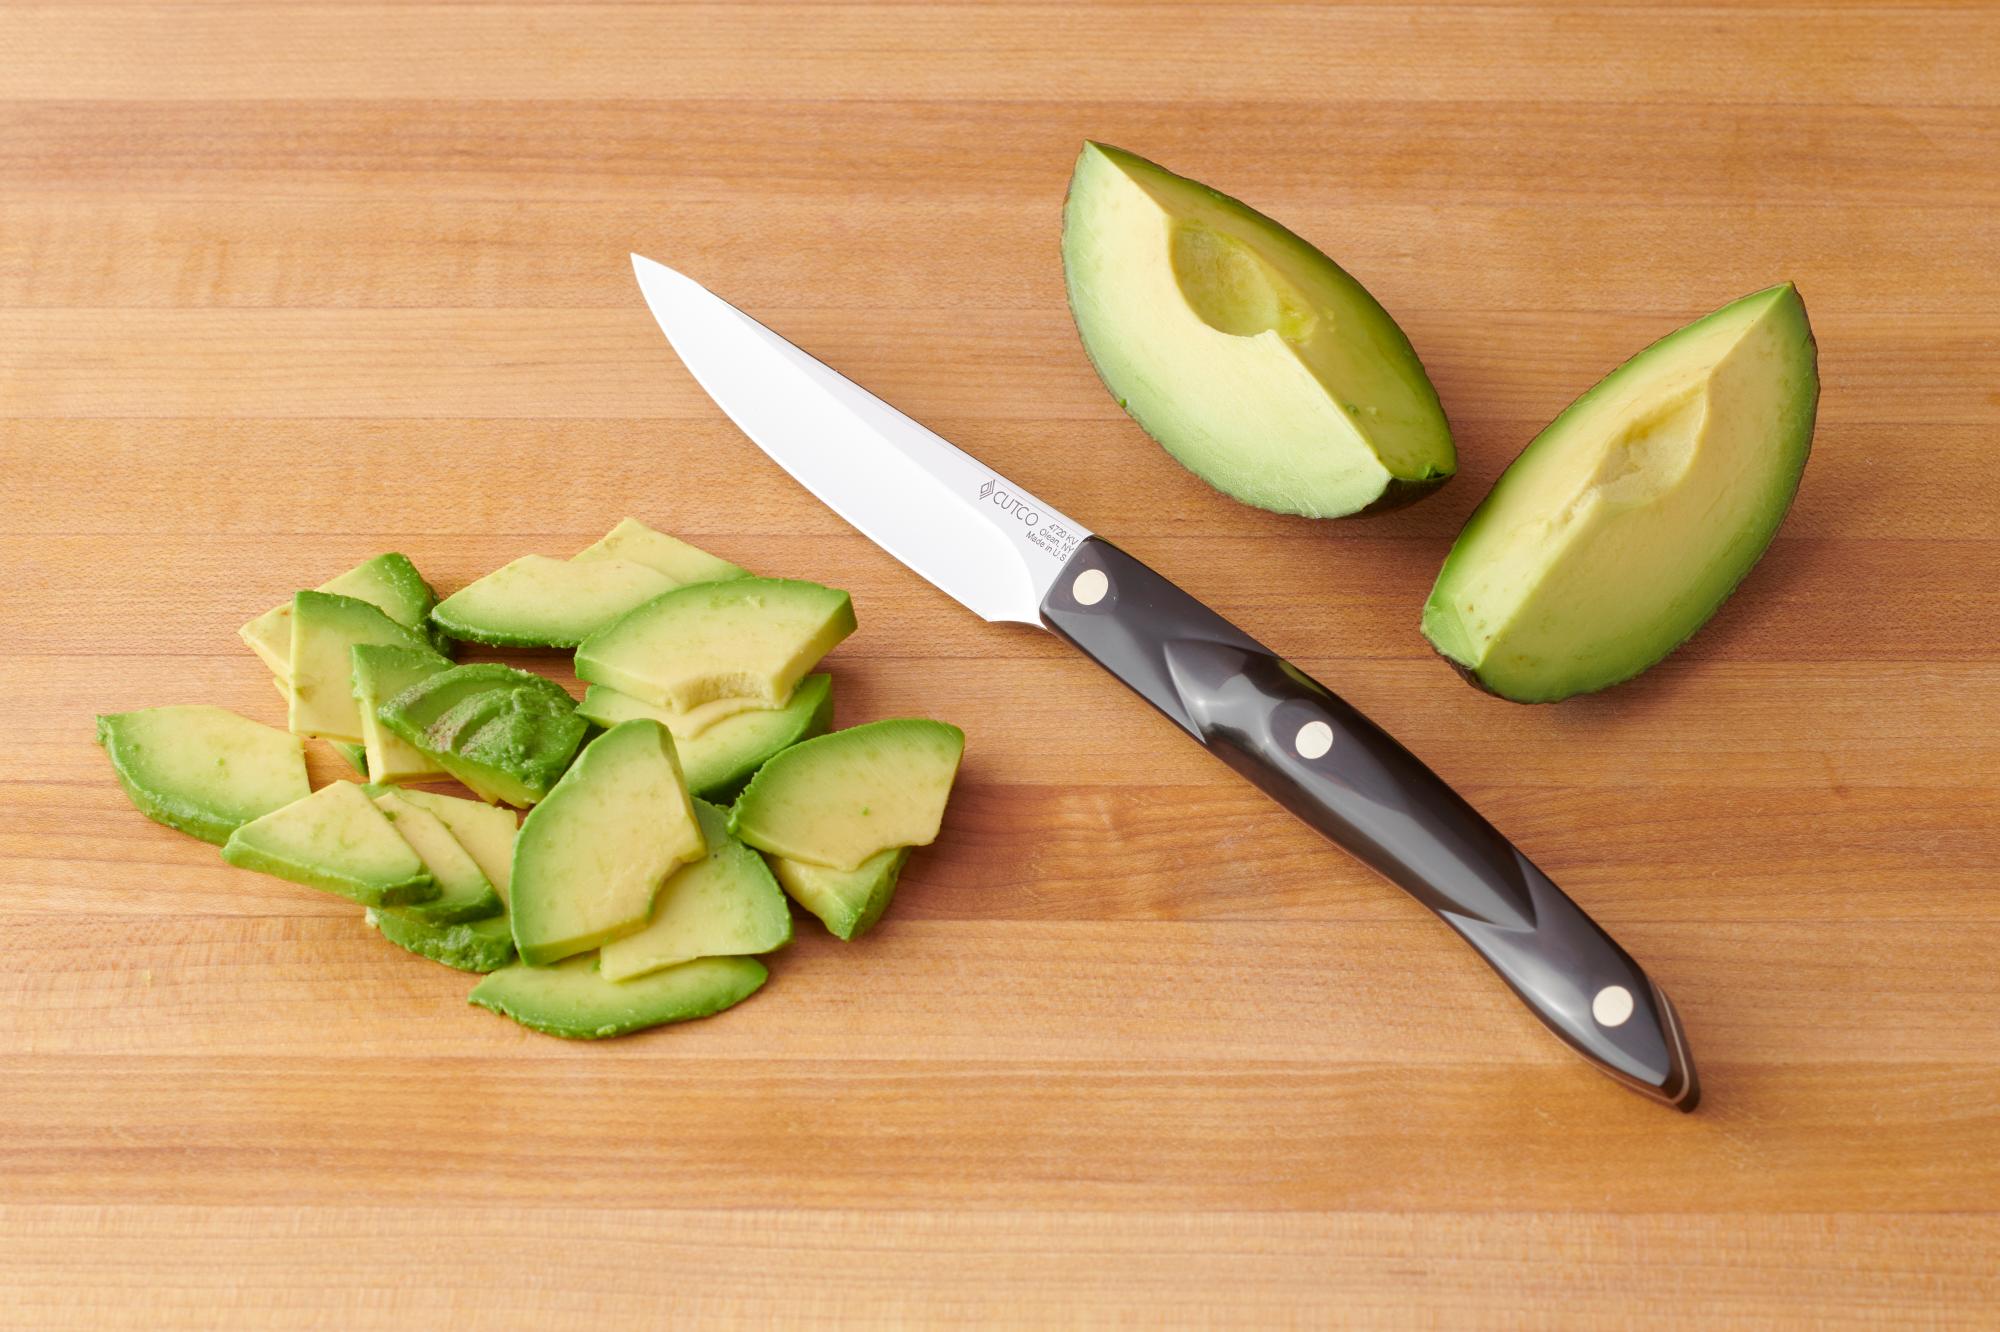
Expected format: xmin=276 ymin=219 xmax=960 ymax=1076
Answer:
xmin=573 ymin=518 xmax=748 ymax=585
xmin=220 ymin=781 xmax=436 ymax=906
xmin=97 ymin=705 xmax=311 ymax=845
xmin=371 ymin=792 xmax=503 ymax=925
xmin=430 ymin=554 xmax=679 ymax=649
xmin=729 ymin=719 xmax=964 ymax=872
xmin=367 ymin=909 xmax=516 ymax=974
xmin=350 ymin=644 xmax=452 ymax=785
xmin=578 ymin=673 xmax=834 ymax=800
xmin=1062 ymin=142 xmax=1454 ymax=518
xmin=469 ymin=954 xmax=767 ymax=1040
xmin=574 ymin=577 xmax=854 ymax=712
xmin=287 ymin=591 xmax=434 ymax=744
xmin=772 ymin=846 xmax=911 ymax=942
xmin=376 ymin=663 xmax=588 ymax=807
xmin=239 ymin=553 xmax=438 ymax=684
xmin=1423 ymin=284 xmax=1818 ymax=703
xmin=390 ymin=788 xmax=518 ymax=905
xmin=510 ymin=720 xmax=707 ymax=966
xmin=599 ymin=800 xmax=791 ymax=982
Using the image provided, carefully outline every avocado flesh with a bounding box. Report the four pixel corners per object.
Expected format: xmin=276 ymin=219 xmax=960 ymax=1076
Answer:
xmin=1062 ymin=142 xmax=1453 ymax=518
xmin=377 ymin=664 xmax=588 ymax=807
xmin=220 ymin=781 xmax=436 ymax=906
xmin=1424 ymin=284 xmax=1818 ymax=702
xmin=469 ymin=954 xmax=766 ymax=1040
xmin=572 ymin=518 xmax=749 ymax=585
xmin=239 ymin=553 xmax=438 ymax=685
xmin=97 ymin=705 xmax=311 ymax=845
xmin=599 ymin=800 xmax=792 ymax=982
xmin=430 ymin=554 xmax=679 ymax=649
xmin=372 ymin=792 xmax=503 ymax=925
xmin=575 ymin=577 xmax=855 ymax=711
xmin=288 ymin=591 xmax=435 ymax=743
xmin=367 ymin=908 xmax=516 ymax=973
xmin=509 ymin=720 xmax=707 ymax=966
xmin=390 ymin=789 xmax=518 ymax=905
xmin=579 ymin=673 xmax=835 ymax=800
xmin=729 ymin=719 xmax=964 ymax=872
xmin=772 ymin=846 xmax=910 ymax=942
xmin=349 ymin=644 xmax=452 ymax=785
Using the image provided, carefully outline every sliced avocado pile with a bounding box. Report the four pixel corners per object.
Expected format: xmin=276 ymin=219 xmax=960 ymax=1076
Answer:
xmin=98 ymin=516 xmax=964 ymax=1039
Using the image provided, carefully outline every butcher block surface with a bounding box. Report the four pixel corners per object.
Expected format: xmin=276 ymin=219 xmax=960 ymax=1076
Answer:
xmin=3 ymin=2 xmax=1997 ymax=1325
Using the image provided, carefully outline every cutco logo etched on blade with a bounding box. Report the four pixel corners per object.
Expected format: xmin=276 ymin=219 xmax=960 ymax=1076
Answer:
xmin=978 ymin=478 xmax=1039 ymax=527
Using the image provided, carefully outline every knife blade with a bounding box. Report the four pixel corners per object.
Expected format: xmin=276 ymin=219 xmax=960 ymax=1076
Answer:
xmin=631 ymin=254 xmax=1700 ymax=1111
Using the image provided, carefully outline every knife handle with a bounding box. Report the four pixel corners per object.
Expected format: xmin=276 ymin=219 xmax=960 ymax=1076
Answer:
xmin=1041 ymin=537 xmax=1698 ymax=1110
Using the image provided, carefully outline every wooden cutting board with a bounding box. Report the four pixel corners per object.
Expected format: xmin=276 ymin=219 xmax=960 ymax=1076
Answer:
xmin=4 ymin=3 xmax=1996 ymax=1325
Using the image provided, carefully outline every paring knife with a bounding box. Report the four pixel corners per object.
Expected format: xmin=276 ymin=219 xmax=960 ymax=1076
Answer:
xmin=631 ymin=255 xmax=1700 ymax=1112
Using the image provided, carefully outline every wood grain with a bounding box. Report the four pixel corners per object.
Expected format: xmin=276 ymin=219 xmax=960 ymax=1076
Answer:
xmin=3 ymin=1 xmax=1996 ymax=1326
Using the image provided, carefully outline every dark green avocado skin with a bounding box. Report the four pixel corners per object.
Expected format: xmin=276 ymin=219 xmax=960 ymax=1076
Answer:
xmin=1351 ymin=471 xmax=1452 ymax=517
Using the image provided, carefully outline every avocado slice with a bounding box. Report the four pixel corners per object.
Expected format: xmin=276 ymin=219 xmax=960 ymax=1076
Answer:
xmin=239 ymin=553 xmax=438 ymax=684
xmin=332 ymin=741 xmax=372 ymax=779
xmin=371 ymin=792 xmax=503 ymax=925
xmin=366 ymin=908 xmax=516 ymax=973
xmin=510 ymin=720 xmax=707 ymax=966
xmin=390 ymin=788 xmax=518 ymax=905
xmin=578 ymin=673 xmax=834 ymax=800
xmin=377 ymin=663 xmax=588 ymax=807
xmin=598 ymin=800 xmax=791 ymax=982
xmin=349 ymin=644 xmax=452 ymax=785
xmin=96 ymin=705 xmax=311 ymax=845
xmin=430 ymin=555 xmax=680 ymax=649
xmin=1062 ymin=142 xmax=1454 ymax=518
xmin=729 ymin=719 xmax=964 ymax=872
xmin=575 ymin=577 xmax=854 ymax=711
xmin=469 ymin=954 xmax=767 ymax=1040
xmin=772 ymin=846 xmax=910 ymax=942
xmin=1423 ymin=284 xmax=1819 ymax=702
xmin=220 ymin=781 xmax=436 ymax=906
xmin=287 ymin=591 xmax=435 ymax=743
xmin=573 ymin=518 xmax=748 ymax=585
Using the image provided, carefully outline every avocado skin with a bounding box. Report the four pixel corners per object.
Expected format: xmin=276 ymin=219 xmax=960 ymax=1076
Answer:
xmin=368 ymin=909 xmax=516 ymax=973
xmin=1426 ymin=285 xmax=1818 ymax=703
xmin=1350 ymin=471 xmax=1452 ymax=517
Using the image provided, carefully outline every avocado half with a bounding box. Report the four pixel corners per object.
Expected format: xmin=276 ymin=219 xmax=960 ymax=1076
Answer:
xmin=1061 ymin=142 xmax=1455 ymax=518
xmin=1423 ymin=284 xmax=1819 ymax=703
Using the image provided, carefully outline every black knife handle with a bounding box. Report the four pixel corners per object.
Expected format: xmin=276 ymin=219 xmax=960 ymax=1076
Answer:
xmin=1041 ymin=537 xmax=1698 ymax=1110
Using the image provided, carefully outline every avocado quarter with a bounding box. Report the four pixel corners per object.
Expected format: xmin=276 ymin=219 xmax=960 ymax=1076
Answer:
xmin=1062 ymin=141 xmax=1455 ymax=518
xmin=1423 ymin=283 xmax=1819 ymax=702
